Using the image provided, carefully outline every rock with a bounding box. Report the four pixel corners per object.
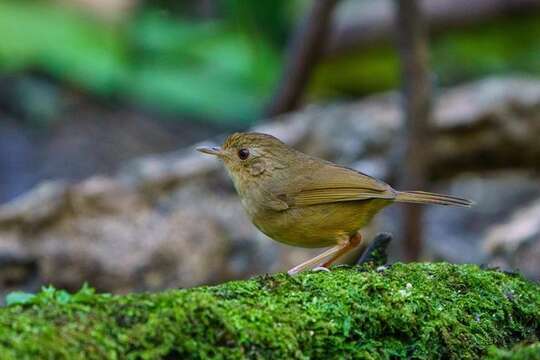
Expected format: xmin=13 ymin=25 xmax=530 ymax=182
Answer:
xmin=484 ymin=198 xmax=540 ymax=281
xmin=419 ymin=172 xmax=540 ymax=261
xmin=1 ymin=76 xmax=540 ymax=293
xmin=0 ymin=181 xmax=68 ymax=228
xmin=0 ymin=263 xmax=538 ymax=358
xmin=24 ymin=177 xmax=230 ymax=292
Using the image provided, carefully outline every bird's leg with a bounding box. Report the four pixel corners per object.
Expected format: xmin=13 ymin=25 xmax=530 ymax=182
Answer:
xmin=321 ymin=232 xmax=363 ymax=268
xmin=287 ymin=233 xmax=363 ymax=275
xmin=287 ymin=242 xmax=350 ymax=276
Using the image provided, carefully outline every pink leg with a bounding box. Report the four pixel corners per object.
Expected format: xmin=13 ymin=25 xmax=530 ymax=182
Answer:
xmin=287 ymin=233 xmax=363 ymax=275
xmin=321 ymin=232 xmax=362 ymax=268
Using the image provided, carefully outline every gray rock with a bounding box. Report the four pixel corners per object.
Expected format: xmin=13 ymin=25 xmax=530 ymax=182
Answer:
xmin=484 ymin=198 xmax=540 ymax=281
xmin=423 ymin=172 xmax=540 ymax=263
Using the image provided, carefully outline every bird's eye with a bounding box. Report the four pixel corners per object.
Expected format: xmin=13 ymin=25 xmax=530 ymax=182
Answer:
xmin=237 ymin=148 xmax=250 ymax=160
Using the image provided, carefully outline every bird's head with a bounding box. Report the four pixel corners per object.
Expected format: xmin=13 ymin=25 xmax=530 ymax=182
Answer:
xmin=197 ymin=132 xmax=291 ymax=184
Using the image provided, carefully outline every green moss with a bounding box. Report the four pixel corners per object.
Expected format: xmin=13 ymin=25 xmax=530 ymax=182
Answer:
xmin=0 ymin=263 xmax=538 ymax=359
xmin=486 ymin=342 xmax=540 ymax=360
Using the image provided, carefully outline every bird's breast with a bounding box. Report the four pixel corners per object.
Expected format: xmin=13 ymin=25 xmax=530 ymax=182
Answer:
xmin=250 ymin=200 xmax=390 ymax=248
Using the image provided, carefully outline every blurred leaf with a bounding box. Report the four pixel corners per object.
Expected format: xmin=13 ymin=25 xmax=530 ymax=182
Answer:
xmin=0 ymin=2 xmax=281 ymax=123
xmin=220 ymin=0 xmax=295 ymax=47
xmin=127 ymin=12 xmax=280 ymax=122
xmin=0 ymin=1 xmax=128 ymax=95
xmin=55 ymin=290 xmax=72 ymax=304
xmin=71 ymin=283 xmax=97 ymax=303
xmin=5 ymin=291 xmax=35 ymax=306
xmin=432 ymin=14 xmax=540 ymax=84
xmin=310 ymin=45 xmax=399 ymax=98
xmin=126 ymin=65 xmax=262 ymax=122
xmin=310 ymin=13 xmax=540 ymax=98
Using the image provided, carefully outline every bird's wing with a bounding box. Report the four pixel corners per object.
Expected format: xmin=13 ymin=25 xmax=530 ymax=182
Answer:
xmin=283 ymin=163 xmax=396 ymax=207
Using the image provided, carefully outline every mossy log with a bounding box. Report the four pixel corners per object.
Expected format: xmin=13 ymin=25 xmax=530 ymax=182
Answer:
xmin=0 ymin=263 xmax=538 ymax=359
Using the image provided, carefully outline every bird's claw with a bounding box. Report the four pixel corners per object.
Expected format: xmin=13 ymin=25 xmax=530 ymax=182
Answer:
xmin=312 ymin=266 xmax=331 ymax=273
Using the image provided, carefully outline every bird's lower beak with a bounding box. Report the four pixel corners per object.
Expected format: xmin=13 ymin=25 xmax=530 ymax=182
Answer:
xmin=196 ymin=146 xmax=223 ymax=157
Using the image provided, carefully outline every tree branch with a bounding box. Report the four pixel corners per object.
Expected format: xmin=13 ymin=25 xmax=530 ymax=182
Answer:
xmin=266 ymin=0 xmax=340 ymax=117
xmin=394 ymin=0 xmax=433 ymax=261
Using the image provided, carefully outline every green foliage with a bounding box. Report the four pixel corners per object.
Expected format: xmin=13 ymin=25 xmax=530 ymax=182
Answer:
xmin=310 ymin=13 xmax=540 ymax=98
xmin=4 ymin=283 xmax=97 ymax=306
xmin=220 ymin=0 xmax=295 ymax=47
xmin=4 ymin=291 xmax=35 ymax=306
xmin=0 ymin=263 xmax=538 ymax=359
xmin=486 ymin=342 xmax=540 ymax=360
xmin=0 ymin=1 xmax=127 ymax=94
xmin=310 ymin=45 xmax=400 ymax=98
xmin=125 ymin=12 xmax=280 ymax=122
xmin=0 ymin=1 xmax=281 ymax=123
xmin=433 ymin=14 xmax=540 ymax=84
xmin=2 ymin=1 xmax=540 ymax=123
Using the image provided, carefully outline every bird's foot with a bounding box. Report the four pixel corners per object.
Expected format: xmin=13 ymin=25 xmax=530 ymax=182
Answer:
xmin=311 ymin=266 xmax=331 ymax=273
xmin=287 ymin=267 xmax=301 ymax=276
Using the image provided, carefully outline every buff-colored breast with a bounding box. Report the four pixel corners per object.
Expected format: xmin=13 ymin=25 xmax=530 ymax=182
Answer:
xmin=251 ymin=199 xmax=391 ymax=248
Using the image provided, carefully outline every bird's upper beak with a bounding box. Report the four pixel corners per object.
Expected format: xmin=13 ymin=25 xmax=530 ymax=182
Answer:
xmin=196 ymin=146 xmax=224 ymax=157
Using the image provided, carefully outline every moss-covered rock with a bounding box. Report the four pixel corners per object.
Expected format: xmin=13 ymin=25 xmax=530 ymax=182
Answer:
xmin=487 ymin=342 xmax=540 ymax=360
xmin=0 ymin=263 xmax=538 ymax=359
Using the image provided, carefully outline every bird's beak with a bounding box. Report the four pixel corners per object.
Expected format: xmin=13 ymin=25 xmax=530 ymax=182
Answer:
xmin=196 ymin=146 xmax=224 ymax=157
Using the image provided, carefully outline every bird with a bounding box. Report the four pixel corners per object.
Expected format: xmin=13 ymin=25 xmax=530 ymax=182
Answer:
xmin=197 ymin=132 xmax=473 ymax=275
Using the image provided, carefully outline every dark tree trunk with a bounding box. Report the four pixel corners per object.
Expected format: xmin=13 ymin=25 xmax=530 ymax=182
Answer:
xmin=394 ymin=0 xmax=433 ymax=261
xmin=266 ymin=0 xmax=340 ymax=117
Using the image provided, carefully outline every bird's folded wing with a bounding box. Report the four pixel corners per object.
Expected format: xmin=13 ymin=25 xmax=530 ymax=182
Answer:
xmin=292 ymin=187 xmax=395 ymax=206
xmin=285 ymin=164 xmax=396 ymax=207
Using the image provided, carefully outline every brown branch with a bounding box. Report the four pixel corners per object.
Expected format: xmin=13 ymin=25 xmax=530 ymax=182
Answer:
xmin=394 ymin=0 xmax=433 ymax=261
xmin=265 ymin=0 xmax=340 ymax=117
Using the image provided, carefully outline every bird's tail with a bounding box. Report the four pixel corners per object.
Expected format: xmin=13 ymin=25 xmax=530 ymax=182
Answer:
xmin=395 ymin=191 xmax=473 ymax=207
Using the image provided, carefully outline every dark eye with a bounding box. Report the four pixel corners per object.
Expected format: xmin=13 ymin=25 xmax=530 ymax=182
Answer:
xmin=237 ymin=148 xmax=250 ymax=160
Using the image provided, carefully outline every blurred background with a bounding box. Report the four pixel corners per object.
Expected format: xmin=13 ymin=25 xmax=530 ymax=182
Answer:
xmin=0 ymin=0 xmax=539 ymax=298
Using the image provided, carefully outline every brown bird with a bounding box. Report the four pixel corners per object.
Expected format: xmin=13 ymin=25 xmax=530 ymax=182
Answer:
xmin=197 ymin=132 xmax=472 ymax=275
